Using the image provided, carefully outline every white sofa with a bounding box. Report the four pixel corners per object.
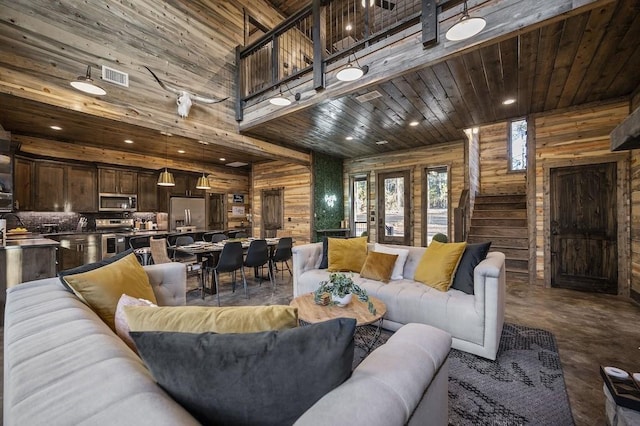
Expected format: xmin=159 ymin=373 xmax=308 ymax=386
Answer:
xmin=4 ymin=261 xmax=452 ymax=426
xmin=293 ymin=242 xmax=506 ymax=360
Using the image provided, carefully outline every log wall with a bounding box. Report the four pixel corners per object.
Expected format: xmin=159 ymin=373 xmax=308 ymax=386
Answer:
xmin=533 ymin=101 xmax=630 ymax=295
xmin=343 ymin=141 xmax=465 ymax=246
xmin=251 ymin=161 xmax=312 ymax=245
xmin=479 ymin=122 xmax=527 ymax=195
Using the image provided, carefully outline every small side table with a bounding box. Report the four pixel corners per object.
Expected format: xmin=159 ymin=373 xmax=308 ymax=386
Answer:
xmin=604 ymin=385 xmax=640 ymax=426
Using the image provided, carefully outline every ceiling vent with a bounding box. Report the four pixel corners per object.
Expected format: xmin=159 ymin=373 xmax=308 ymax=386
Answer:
xmin=102 ymin=65 xmax=129 ymax=87
xmin=355 ymin=90 xmax=383 ymax=103
xmin=226 ymin=161 xmax=248 ymax=167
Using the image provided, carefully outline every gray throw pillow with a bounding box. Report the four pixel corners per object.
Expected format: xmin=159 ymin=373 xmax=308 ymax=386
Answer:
xmin=130 ymin=317 xmax=356 ymax=426
xmin=451 ymin=242 xmax=491 ymax=295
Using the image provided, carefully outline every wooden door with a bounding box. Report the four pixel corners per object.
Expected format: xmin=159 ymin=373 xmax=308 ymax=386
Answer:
xmin=137 ymin=172 xmax=158 ymax=212
xmin=98 ymin=168 xmax=118 ymax=193
xmin=208 ymin=193 xmax=225 ymax=230
xmin=67 ymin=165 xmax=97 ymax=212
xmin=550 ymin=163 xmax=617 ymax=294
xmin=262 ymin=189 xmax=283 ymax=238
xmin=13 ymin=157 xmax=34 ymax=211
xmin=118 ymin=170 xmax=137 ymax=194
xmin=377 ymin=170 xmax=411 ymax=245
xmin=35 ymin=162 xmax=65 ymax=211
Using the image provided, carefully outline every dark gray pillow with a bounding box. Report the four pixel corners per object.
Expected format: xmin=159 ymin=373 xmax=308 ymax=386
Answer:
xmin=319 ymin=237 xmax=329 ymax=269
xmin=130 ymin=317 xmax=356 ymax=426
xmin=451 ymin=242 xmax=491 ymax=295
xmin=58 ymin=248 xmax=134 ymax=291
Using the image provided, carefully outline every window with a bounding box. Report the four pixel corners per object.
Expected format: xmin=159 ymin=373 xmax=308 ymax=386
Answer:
xmin=509 ymin=118 xmax=527 ymax=171
xmin=351 ymin=176 xmax=368 ymax=237
xmin=426 ymin=167 xmax=448 ymax=245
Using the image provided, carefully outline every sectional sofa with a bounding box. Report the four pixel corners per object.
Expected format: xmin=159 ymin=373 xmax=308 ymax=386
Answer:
xmin=293 ymin=242 xmax=506 ymax=360
xmin=4 ymin=261 xmax=452 ymax=426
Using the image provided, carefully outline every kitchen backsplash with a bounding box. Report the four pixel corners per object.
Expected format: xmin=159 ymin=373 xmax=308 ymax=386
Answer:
xmin=13 ymin=211 xmax=157 ymax=232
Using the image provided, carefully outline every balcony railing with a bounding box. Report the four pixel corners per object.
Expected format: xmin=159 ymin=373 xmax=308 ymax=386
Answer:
xmin=236 ymin=0 xmax=434 ymax=119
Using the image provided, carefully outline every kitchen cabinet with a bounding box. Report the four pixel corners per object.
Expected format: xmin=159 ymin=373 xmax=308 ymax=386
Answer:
xmin=13 ymin=157 xmax=34 ymax=211
xmin=67 ymin=165 xmax=97 ymax=212
xmin=99 ymin=168 xmax=137 ymax=194
xmin=137 ymin=171 xmax=158 ymax=212
xmin=35 ymin=162 xmax=65 ymax=211
xmin=51 ymin=233 xmax=101 ymax=271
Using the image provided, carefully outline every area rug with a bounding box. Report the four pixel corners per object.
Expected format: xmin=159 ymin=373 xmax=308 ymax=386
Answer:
xmin=356 ymin=323 xmax=574 ymax=426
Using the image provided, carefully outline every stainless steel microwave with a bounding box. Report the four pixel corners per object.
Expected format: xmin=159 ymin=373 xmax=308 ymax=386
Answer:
xmin=98 ymin=193 xmax=137 ymax=212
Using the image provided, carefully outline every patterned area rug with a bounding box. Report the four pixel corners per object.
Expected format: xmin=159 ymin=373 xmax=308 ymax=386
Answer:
xmin=356 ymin=323 xmax=574 ymax=426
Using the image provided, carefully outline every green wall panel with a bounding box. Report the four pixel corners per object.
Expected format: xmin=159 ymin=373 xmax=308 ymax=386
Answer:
xmin=313 ymin=152 xmax=344 ymax=242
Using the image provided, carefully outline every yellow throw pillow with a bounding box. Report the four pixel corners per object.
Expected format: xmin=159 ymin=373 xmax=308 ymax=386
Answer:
xmin=414 ymin=241 xmax=467 ymax=291
xmin=61 ymin=253 xmax=157 ymax=331
xmin=124 ymin=305 xmax=299 ymax=334
xmin=360 ymin=251 xmax=398 ymax=283
xmin=328 ymin=236 xmax=368 ymax=272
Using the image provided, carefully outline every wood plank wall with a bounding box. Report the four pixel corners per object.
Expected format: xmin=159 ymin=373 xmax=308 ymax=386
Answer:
xmin=479 ymin=122 xmax=527 ymax=195
xmin=343 ymin=141 xmax=465 ymax=246
xmin=251 ymin=161 xmax=312 ymax=244
xmin=629 ymin=91 xmax=640 ymax=301
xmin=533 ymin=101 xmax=630 ymax=294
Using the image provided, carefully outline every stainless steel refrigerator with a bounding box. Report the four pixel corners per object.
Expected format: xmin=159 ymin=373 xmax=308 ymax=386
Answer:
xmin=169 ymin=196 xmax=206 ymax=231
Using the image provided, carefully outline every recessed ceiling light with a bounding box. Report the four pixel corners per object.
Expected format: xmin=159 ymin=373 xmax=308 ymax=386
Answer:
xmin=177 ymin=149 xmax=185 ymax=154
xmin=160 ymin=131 xmax=173 ymax=136
xmin=376 ymin=140 xmax=389 ymax=145
xmin=124 ymin=139 xmax=134 ymax=144
xmin=409 ymin=121 xmax=419 ymax=127
xmin=198 ymin=140 xmax=209 ymax=145
xmin=50 ymin=125 xmax=62 ymax=130
xmin=345 ymin=136 xmax=354 ymax=140
xmin=219 ymin=158 xmax=226 ymax=161
xmin=502 ymin=98 xmax=516 ymax=105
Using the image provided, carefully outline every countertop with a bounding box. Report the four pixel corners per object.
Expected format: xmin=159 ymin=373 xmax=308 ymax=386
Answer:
xmin=1 ymin=238 xmax=60 ymax=250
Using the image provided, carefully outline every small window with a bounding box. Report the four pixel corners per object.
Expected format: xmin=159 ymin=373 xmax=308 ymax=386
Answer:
xmin=509 ymin=118 xmax=527 ymax=171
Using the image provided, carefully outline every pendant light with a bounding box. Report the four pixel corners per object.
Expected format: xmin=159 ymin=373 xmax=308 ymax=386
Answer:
xmin=445 ymin=0 xmax=486 ymax=41
xmin=336 ymin=54 xmax=369 ymax=82
xmin=157 ymin=132 xmax=175 ymax=186
xmin=195 ymin=141 xmax=211 ymax=190
xmin=269 ymin=85 xmax=292 ymax=106
xmin=70 ymin=65 xmax=107 ymax=96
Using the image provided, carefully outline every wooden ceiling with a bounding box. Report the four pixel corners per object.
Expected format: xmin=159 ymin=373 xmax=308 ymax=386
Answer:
xmin=246 ymin=0 xmax=640 ymax=158
xmin=0 ymin=93 xmax=264 ymax=169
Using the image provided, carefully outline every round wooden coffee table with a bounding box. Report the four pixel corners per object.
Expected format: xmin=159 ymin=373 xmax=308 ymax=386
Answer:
xmin=290 ymin=293 xmax=387 ymax=355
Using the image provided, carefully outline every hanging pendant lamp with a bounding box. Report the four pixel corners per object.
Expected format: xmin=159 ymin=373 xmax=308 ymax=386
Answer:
xmin=195 ymin=141 xmax=211 ymax=190
xmin=157 ymin=132 xmax=175 ymax=186
xmin=336 ymin=54 xmax=369 ymax=82
xmin=445 ymin=0 xmax=486 ymax=41
xmin=269 ymin=86 xmax=292 ymax=106
xmin=70 ymin=65 xmax=107 ymax=95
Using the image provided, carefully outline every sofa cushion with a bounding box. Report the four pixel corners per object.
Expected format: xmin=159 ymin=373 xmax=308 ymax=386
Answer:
xmin=60 ymin=252 xmax=157 ymax=331
xmin=130 ymin=317 xmax=356 ymax=426
xmin=414 ymin=241 xmax=467 ymax=291
xmin=115 ymin=294 xmax=157 ymax=352
xmin=124 ymin=305 xmax=298 ymax=334
xmin=360 ymin=251 xmax=398 ymax=283
xmin=328 ymin=236 xmax=368 ymax=273
xmin=319 ymin=237 xmax=329 ymax=269
xmin=374 ymin=243 xmax=410 ymax=280
xmin=451 ymin=242 xmax=492 ymax=295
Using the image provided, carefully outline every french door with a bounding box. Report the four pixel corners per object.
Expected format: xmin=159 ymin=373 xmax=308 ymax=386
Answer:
xmin=377 ymin=170 xmax=410 ymax=245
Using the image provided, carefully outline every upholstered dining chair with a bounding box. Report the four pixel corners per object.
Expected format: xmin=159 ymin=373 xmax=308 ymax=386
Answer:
xmin=203 ymin=232 xmax=228 ymax=243
xmin=212 ymin=241 xmax=246 ymax=306
xmin=270 ymin=237 xmax=293 ymax=282
xmin=234 ymin=231 xmax=249 ymax=239
xmin=243 ymin=239 xmax=273 ymax=290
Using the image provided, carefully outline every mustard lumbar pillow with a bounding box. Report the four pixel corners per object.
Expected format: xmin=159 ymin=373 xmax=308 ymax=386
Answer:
xmin=61 ymin=253 xmax=157 ymax=331
xmin=124 ymin=305 xmax=299 ymax=334
xmin=328 ymin=236 xmax=368 ymax=272
xmin=360 ymin=251 xmax=398 ymax=283
xmin=414 ymin=241 xmax=467 ymax=291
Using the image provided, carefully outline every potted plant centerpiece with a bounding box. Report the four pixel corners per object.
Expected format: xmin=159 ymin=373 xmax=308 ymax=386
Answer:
xmin=314 ymin=272 xmax=376 ymax=314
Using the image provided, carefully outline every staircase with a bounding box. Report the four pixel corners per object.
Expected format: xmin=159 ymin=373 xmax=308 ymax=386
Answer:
xmin=467 ymin=194 xmax=529 ymax=284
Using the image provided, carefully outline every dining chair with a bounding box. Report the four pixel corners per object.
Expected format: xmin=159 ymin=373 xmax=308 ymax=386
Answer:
xmin=270 ymin=237 xmax=293 ymax=282
xmin=203 ymin=232 xmax=228 ymax=243
xmin=129 ymin=235 xmax=152 ymax=265
xmin=212 ymin=241 xmax=246 ymax=306
xmin=235 ymin=232 xmax=249 ymax=239
xmin=149 ymin=237 xmax=172 ymax=264
xmin=243 ymin=239 xmax=273 ymax=290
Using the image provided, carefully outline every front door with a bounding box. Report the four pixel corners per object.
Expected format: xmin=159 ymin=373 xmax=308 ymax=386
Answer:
xmin=377 ymin=170 xmax=411 ymax=245
xmin=261 ymin=188 xmax=283 ymax=238
xmin=208 ymin=193 xmax=225 ymax=230
xmin=550 ymin=162 xmax=617 ymax=293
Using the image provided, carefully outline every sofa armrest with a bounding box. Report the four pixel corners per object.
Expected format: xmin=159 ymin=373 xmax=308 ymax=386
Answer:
xmin=295 ymin=324 xmax=451 ymax=426
xmin=144 ymin=262 xmax=187 ymax=307
xmin=292 ymin=242 xmax=323 ymax=297
xmin=472 ymin=251 xmax=506 ymax=360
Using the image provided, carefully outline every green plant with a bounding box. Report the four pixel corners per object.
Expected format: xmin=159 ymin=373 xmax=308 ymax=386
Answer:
xmin=313 ymin=273 xmax=376 ymax=314
xmin=432 ymin=233 xmax=449 ymax=243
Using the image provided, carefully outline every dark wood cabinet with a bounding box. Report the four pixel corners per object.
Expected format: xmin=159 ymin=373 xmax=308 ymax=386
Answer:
xmin=137 ymin=171 xmax=158 ymax=212
xmin=13 ymin=157 xmax=34 ymax=211
xmin=99 ymin=168 xmax=137 ymax=194
xmin=67 ymin=165 xmax=97 ymax=212
xmin=35 ymin=162 xmax=65 ymax=211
